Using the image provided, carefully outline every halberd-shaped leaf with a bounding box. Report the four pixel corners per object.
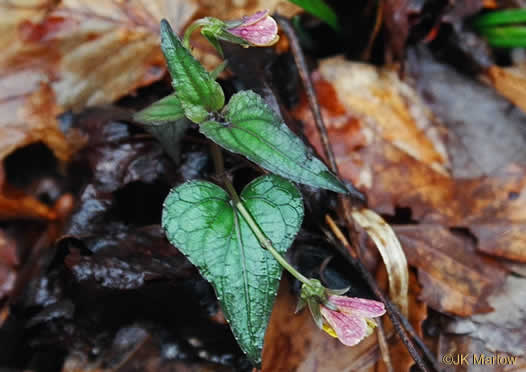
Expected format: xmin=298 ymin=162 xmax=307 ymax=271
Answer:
xmin=162 ymin=175 xmax=304 ymax=364
xmin=160 ymin=19 xmax=225 ymax=123
xmin=199 ymin=90 xmax=348 ymax=193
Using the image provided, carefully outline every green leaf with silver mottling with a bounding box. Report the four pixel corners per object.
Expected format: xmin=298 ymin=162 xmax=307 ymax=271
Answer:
xmin=160 ymin=19 xmax=224 ymax=123
xmin=200 ymin=90 xmax=348 ymax=193
xmin=162 ymin=175 xmax=304 ymax=365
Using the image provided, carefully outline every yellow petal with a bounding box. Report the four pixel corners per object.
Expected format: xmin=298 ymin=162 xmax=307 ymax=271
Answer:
xmin=365 ymin=318 xmax=377 ymax=337
xmin=322 ymin=323 xmax=338 ymax=338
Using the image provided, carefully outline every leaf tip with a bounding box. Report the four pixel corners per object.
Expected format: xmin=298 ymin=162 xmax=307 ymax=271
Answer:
xmin=160 ymin=19 xmax=172 ymax=35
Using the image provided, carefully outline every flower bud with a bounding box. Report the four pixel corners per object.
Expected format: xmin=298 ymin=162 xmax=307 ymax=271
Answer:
xmin=224 ymin=10 xmax=279 ymax=47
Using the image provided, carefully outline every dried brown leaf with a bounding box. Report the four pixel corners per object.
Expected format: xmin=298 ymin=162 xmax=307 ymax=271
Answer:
xmin=2 ymin=0 xmax=197 ymax=111
xmin=447 ymin=275 xmax=526 ymax=357
xmin=0 ymin=71 xmax=79 ymax=220
xmin=395 ymin=225 xmax=506 ymax=316
xmin=294 ymin=55 xmax=526 ymax=266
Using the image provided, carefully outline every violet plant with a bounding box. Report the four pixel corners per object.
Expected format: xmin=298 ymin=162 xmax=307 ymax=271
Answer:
xmin=134 ymin=11 xmax=385 ymax=365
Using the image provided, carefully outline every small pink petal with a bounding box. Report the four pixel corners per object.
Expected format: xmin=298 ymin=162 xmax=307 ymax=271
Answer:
xmin=328 ymin=295 xmax=386 ymax=318
xmin=227 ymin=12 xmax=278 ymax=46
xmin=238 ymin=9 xmax=269 ymax=26
xmin=320 ymin=306 xmax=368 ymax=346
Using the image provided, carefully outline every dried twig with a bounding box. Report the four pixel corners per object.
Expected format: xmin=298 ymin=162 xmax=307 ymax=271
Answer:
xmin=276 ymin=16 xmax=338 ymax=173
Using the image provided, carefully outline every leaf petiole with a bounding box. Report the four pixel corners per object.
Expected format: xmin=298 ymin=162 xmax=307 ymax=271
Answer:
xmin=223 ymin=172 xmax=312 ymax=288
xmin=182 ymin=18 xmax=210 ymax=49
xmin=210 ymin=143 xmax=310 ymax=286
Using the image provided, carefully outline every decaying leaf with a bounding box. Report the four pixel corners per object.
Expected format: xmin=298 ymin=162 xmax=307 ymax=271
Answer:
xmin=395 ymin=225 xmax=506 ymax=316
xmin=294 ymin=55 xmax=526 ymax=266
xmin=446 ymin=275 xmax=526 ymax=357
xmin=0 ymin=71 xmax=74 ymax=162
xmin=293 ymin=56 xmax=450 ymax=198
xmin=0 ymin=0 xmax=55 ymax=64
xmin=1 ymin=0 xmax=198 ymax=111
xmin=0 ymin=71 xmax=81 ymax=220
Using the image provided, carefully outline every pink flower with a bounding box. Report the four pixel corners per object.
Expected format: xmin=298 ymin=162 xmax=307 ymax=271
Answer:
xmin=319 ymin=295 xmax=386 ymax=346
xmin=226 ymin=10 xmax=279 ymax=46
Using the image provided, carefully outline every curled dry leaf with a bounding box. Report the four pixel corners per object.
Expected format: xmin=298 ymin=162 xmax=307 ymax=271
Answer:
xmin=352 ymin=208 xmax=409 ymax=317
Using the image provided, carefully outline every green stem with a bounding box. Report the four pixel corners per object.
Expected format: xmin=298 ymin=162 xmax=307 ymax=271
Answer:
xmin=183 ymin=19 xmax=210 ymax=49
xmin=210 ymin=144 xmax=313 ymax=287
